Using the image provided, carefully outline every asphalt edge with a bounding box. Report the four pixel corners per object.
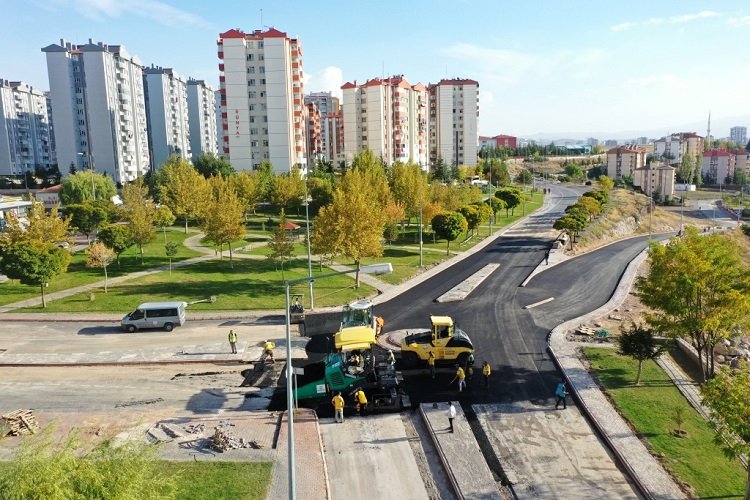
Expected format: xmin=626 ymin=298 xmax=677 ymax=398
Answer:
xmin=311 ymin=411 xmax=332 ymax=500
xmin=418 ymin=404 xmax=464 ymax=500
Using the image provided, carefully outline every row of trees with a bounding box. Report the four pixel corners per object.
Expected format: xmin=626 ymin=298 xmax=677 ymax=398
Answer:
xmin=552 ymin=177 xmax=612 ymax=250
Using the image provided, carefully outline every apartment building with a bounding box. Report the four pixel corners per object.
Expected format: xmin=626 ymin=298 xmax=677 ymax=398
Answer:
xmin=606 ymin=145 xmax=646 ymax=179
xmin=42 ymin=39 xmax=150 ymax=183
xmin=304 ymin=100 xmax=322 ymax=164
xmin=428 ymin=78 xmax=478 ymax=167
xmin=143 ymin=66 xmax=191 ymax=170
xmin=186 ymin=79 xmax=218 ymax=161
xmin=633 ymin=160 xmax=676 ymax=199
xmin=305 ymin=91 xmax=341 ymax=164
xmin=702 ymin=149 xmax=735 ymax=185
xmin=653 ymin=132 xmax=704 ymax=166
xmin=341 ymin=75 xmax=428 ymax=167
xmin=730 ymin=126 xmax=747 ymax=147
xmin=217 ymin=28 xmax=306 ymax=173
xmin=0 ymin=80 xmax=54 ymax=175
xmin=479 ymin=134 xmax=517 ymax=149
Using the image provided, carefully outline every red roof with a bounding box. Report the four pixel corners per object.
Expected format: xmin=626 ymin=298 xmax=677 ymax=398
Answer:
xmin=259 ymin=27 xmax=288 ymax=38
xmin=704 ymin=149 xmax=731 ymax=157
xmin=281 ymin=221 xmax=300 ymax=230
xmin=363 ymin=78 xmax=383 ymax=88
xmin=412 ymin=82 xmax=426 ymax=91
xmin=436 ymin=78 xmax=479 ymax=86
xmin=219 ymin=29 xmax=245 ymax=39
xmin=38 ymin=184 xmax=61 ymax=193
xmin=607 ymin=146 xmax=644 ymax=154
xmin=341 ymin=81 xmax=357 ymax=90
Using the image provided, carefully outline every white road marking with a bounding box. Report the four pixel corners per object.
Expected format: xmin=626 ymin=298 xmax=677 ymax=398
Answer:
xmin=523 ymin=297 xmax=554 ymax=309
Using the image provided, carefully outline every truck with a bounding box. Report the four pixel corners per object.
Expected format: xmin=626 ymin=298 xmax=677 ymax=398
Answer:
xmin=399 ymin=315 xmax=474 ymax=367
xmin=293 ymin=299 xmax=408 ymax=411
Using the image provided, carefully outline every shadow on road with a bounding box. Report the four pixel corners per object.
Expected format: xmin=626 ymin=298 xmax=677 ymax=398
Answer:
xmin=77 ymin=326 xmax=125 ymax=335
xmin=186 ymin=388 xmax=229 ymax=414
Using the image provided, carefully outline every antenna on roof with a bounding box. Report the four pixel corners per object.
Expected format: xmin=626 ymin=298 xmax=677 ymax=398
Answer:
xmin=260 ymin=8 xmax=263 ymax=27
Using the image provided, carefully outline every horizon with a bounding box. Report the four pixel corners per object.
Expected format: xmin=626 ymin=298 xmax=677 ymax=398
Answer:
xmin=4 ymin=0 xmax=750 ymax=138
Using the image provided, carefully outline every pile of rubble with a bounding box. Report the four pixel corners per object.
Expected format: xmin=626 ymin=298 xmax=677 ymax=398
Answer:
xmin=184 ymin=423 xmax=205 ymax=434
xmin=1 ymin=409 xmax=39 ymax=437
xmin=211 ymin=421 xmax=261 ymax=452
xmin=715 ymin=336 xmax=750 ymax=367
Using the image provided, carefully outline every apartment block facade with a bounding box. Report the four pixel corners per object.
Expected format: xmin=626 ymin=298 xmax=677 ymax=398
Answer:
xmin=186 ymin=79 xmax=218 ymax=160
xmin=305 ymin=91 xmax=342 ymax=165
xmin=217 ymin=28 xmax=306 ymax=173
xmin=653 ymin=132 xmax=704 ymax=166
xmin=702 ymin=149 xmax=735 ymax=184
xmin=341 ymin=76 xmax=428 ymax=167
xmin=42 ymin=39 xmax=150 ymax=183
xmin=304 ymin=101 xmax=322 ymax=165
xmin=428 ymin=79 xmax=479 ymax=167
xmin=0 ymin=80 xmax=55 ymax=175
xmin=143 ymin=66 xmax=191 ymax=169
xmin=606 ymin=146 xmax=646 ymax=179
xmin=479 ymin=134 xmax=517 ymax=150
xmin=633 ymin=160 xmax=676 ymax=199
xmin=730 ymin=126 xmax=747 ymax=147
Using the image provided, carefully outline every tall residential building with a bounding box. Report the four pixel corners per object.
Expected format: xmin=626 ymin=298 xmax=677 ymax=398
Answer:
xmin=186 ymin=79 xmax=218 ymax=160
xmin=606 ymin=145 xmax=646 ymax=179
xmin=325 ymin=110 xmax=345 ymax=166
xmin=730 ymin=126 xmax=747 ymax=146
xmin=305 ymin=91 xmax=340 ymax=163
xmin=702 ymin=149 xmax=735 ymax=185
xmin=633 ymin=160 xmax=676 ymax=199
xmin=214 ymin=89 xmax=222 ymax=153
xmin=341 ymin=75 xmax=429 ymax=167
xmin=653 ymin=132 xmax=704 ymax=166
xmin=0 ymin=80 xmax=54 ymax=175
xmin=428 ymin=78 xmax=479 ymax=167
xmin=143 ymin=66 xmax=191 ymax=170
xmin=45 ymin=92 xmax=57 ymax=166
xmin=217 ymin=28 xmax=306 ymax=173
xmin=42 ymin=39 xmax=149 ymax=183
xmin=304 ymin=101 xmax=322 ymax=164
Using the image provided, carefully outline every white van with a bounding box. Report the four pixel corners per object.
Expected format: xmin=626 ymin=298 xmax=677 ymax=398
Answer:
xmin=121 ymin=301 xmax=187 ymax=333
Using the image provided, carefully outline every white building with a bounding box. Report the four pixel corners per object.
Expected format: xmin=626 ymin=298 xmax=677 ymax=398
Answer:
xmin=144 ymin=66 xmax=191 ymax=170
xmin=42 ymin=39 xmax=150 ymax=183
xmin=217 ymin=28 xmax=306 ymax=173
xmin=214 ymin=89 xmax=222 ymax=153
xmin=702 ymin=149 xmax=734 ymax=185
xmin=341 ymin=75 xmax=429 ymax=167
xmin=0 ymin=80 xmax=55 ymax=175
xmin=606 ymin=146 xmax=646 ymax=179
xmin=186 ymin=79 xmax=218 ymax=160
xmin=428 ymin=78 xmax=479 ymax=167
xmin=653 ymin=132 xmax=704 ymax=166
xmin=633 ymin=161 xmax=675 ymax=199
xmin=305 ymin=91 xmax=340 ymax=164
xmin=730 ymin=126 xmax=747 ymax=147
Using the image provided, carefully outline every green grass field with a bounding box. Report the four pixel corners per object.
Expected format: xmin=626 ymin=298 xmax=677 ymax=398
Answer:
xmin=24 ymin=257 xmax=377 ymax=311
xmin=583 ymin=347 xmax=746 ymax=498
xmin=0 ymin=229 xmax=200 ymax=307
xmin=164 ymin=461 xmax=271 ymax=500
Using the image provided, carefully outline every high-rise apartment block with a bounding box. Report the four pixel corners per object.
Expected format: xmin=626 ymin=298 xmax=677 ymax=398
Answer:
xmin=186 ymin=79 xmax=218 ymax=160
xmin=217 ymin=28 xmax=306 ymax=173
xmin=341 ymin=76 xmax=429 ymax=167
xmin=0 ymin=80 xmax=55 ymax=175
xmin=304 ymin=101 xmax=322 ymax=164
xmin=730 ymin=126 xmax=747 ymax=147
xmin=653 ymin=132 xmax=704 ymax=166
xmin=305 ymin=91 xmax=342 ymax=164
xmin=42 ymin=39 xmax=150 ymax=183
xmin=428 ymin=79 xmax=479 ymax=167
xmin=606 ymin=145 xmax=646 ymax=179
xmin=143 ymin=66 xmax=191 ymax=169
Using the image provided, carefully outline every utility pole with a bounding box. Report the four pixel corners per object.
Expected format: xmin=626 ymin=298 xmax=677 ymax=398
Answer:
xmin=304 ymin=181 xmax=314 ymax=309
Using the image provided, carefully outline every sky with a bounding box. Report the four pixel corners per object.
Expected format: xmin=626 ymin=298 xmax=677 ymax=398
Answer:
xmin=5 ymin=0 xmax=750 ymax=139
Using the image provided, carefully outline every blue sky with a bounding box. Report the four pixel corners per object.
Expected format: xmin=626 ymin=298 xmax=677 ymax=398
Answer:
xmin=5 ymin=0 xmax=750 ymax=138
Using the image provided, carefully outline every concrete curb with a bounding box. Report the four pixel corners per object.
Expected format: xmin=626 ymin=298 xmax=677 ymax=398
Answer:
xmin=312 ymin=412 xmax=332 ymax=500
xmin=419 ymin=404 xmax=464 ymax=500
xmin=0 ymin=359 xmax=253 ymax=368
xmin=0 ymin=311 xmax=285 ymax=323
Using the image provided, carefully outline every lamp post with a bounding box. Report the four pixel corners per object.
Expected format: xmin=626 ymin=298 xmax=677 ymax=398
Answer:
xmin=283 ymin=262 xmax=393 ymax=500
xmin=488 ymin=149 xmax=494 ymax=235
xmin=303 ymin=183 xmax=314 ymax=309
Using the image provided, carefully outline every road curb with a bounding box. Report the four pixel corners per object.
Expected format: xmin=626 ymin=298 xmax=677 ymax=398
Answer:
xmin=0 ymin=359 xmax=253 ymax=368
xmin=419 ymin=404 xmax=464 ymax=500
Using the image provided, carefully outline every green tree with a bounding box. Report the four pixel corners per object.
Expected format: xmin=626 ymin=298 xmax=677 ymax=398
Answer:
xmin=0 ymin=242 xmax=70 ymax=308
xmin=311 ymin=167 xmax=389 ymax=287
xmin=515 ymin=169 xmax=534 ymax=186
xmin=122 ymin=179 xmax=156 ymax=265
xmin=701 ymin=361 xmax=750 ymax=499
xmin=0 ymin=201 xmax=70 ymax=248
xmin=200 ymin=176 xmax=246 ymax=267
xmin=383 ymin=222 xmax=399 ymax=246
xmin=231 ymin=171 xmax=265 ymax=217
xmin=553 ymin=214 xmax=586 ymax=250
xmin=431 ymin=211 xmax=468 ymax=255
xmin=617 ymin=322 xmax=668 ymax=385
xmin=433 ymin=155 xmax=451 ymax=182
xmin=677 ymin=154 xmax=696 ymax=184
xmin=164 ymin=241 xmax=178 ymax=276
xmin=97 ymin=224 xmax=134 ymax=266
xmin=153 ymin=205 xmax=176 ymax=242
xmin=495 ymin=187 xmax=523 ymax=216
xmin=564 ymin=162 xmax=584 ymax=180
xmin=63 ymin=203 xmax=108 ymax=242
xmin=489 ymin=159 xmax=511 ymax=186
xmin=597 ymin=175 xmax=614 ymax=192
xmin=156 ymin=156 xmax=210 ymax=233
xmin=307 ymin=176 xmax=334 ymax=216
xmin=0 ymin=428 xmax=178 ymax=499
xmin=266 ymin=209 xmax=296 ymax=280
xmin=193 ymin=153 xmax=235 ymax=178
xmin=577 ymin=196 xmax=602 ymax=220
xmin=85 ymin=241 xmax=115 ymax=293
xmin=60 ymin=171 xmax=117 ymax=205
xmin=270 ymin=166 xmax=305 ymax=210
xmin=636 ymin=228 xmax=750 ymax=381
xmin=390 ymin=161 xmax=427 ymax=221
xmin=458 ymin=205 xmax=480 ymax=236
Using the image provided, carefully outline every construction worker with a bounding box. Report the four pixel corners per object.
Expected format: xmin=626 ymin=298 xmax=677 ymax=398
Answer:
xmin=228 ymin=330 xmax=238 ymax=354
xmin=375 ymin=316 xmax=385 ymax=337
xmin=263 ymin=339 xmax=276 ymax=363
xmin=386 ymin=349 xmax=395 ymax=366
xmin=482 ymin=361 xmax=491 ymax=388
xmin=428 ymin=352 xmax=436 ymax=379
xmin=332 ymin=392 xmax=345 ymax=423
xmin=354 ymin=388 xmax=368 ymax=416
xmin=467 ymin=351 xmax=475 ymax=367
xmin=449 ymin=365 xmax=466 ymax=392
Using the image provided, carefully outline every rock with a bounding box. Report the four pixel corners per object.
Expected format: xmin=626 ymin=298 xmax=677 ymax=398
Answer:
xmin=594 ymin=322 xmax=602 ymax=328
xmin=608 ymin=314 xmax=623 ymax=321
xmin=715 ymin=354 xmax=726 ymax=364
xmin=146 ymin=426 xmax=172 ymax=443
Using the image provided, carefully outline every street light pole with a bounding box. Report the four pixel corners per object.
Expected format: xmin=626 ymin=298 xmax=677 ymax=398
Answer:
xmin=282 ymin=262 xmax=392 ymax=500
xmin=304 ymin=183 xmax=314 ymax=310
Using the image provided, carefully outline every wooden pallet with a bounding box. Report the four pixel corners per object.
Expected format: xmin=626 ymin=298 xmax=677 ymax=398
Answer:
xmin=1 ymin=409 xmax=39 ymax=436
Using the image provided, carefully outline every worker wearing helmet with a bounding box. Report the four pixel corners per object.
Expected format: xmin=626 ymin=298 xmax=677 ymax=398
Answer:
xmin=354 ymin=388 xmax=368 ymax=416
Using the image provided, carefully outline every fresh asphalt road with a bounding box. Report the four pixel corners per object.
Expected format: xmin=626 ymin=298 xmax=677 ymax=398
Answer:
xmin=379 ymin=185 xmax=671 ymax=408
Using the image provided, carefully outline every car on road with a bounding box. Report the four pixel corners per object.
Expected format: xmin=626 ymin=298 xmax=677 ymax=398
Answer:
xmin=121 ymin=301 xmax=187 ymax=332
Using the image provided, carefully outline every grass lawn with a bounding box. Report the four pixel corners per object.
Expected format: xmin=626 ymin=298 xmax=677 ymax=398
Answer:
xmin=583 ymin=347 xmax=746 ymax=498
xmin=0 ymin=228 xmax=200 ymax=307
xmin=163 ymin=461 xmax=271 ymax=500
xmin=25 ymin=258 xmax=377 ymax=311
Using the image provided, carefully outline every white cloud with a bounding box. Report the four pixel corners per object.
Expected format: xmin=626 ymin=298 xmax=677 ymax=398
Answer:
xmin=305 ymin=66 xmax=344 ymax=99
xmin=442 ymin=43 xmax=540 ymax=86
xmin=728 ymin=16 xmax=750 ymax=27
xmin=610 ymin=10 xmax=721 ymax=31
xmin=42 ymin=0 xmax=210 ymax=28
xmin=621 ymin=74 xmax=685 ymax=91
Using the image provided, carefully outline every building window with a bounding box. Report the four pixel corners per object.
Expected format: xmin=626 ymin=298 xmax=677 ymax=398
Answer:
xmin=247 ymin=67 xmax=255 ymax=74
xmin=247 ymin=54 xmax=254 ymax=61
xmin=259 ymin=54 xmax=264 ymax=61
xmin=249 ymin=116 xmax=255 ymax=123
xmin=259 ymin=66 xmax=265 ymax=74
xmin=260 ymin=92 xmax=265 ymax=98
xmin=251 ymin=140 xmax=258 ymax=147
xmin=250 ymin=128 xmax=258 ymax=135
xmin=260 ymin=79 xmax=266 ymax=85
xmin=263 ymin=140 xmax=269 ymax=146
xmin=258 ymin=42 xmax=264 ymax=48
xmin=262 ymin=128 xmax=268 ymax=134
xmin=261 ymin=104 xmax=266 ymax=110
xmin=249 ymin=104 xmax=256 ymax=111
xmin=248 ymin=79 xmax=256 ymax=86
xmin=249 ymin=91 xmax=256 ymax=98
